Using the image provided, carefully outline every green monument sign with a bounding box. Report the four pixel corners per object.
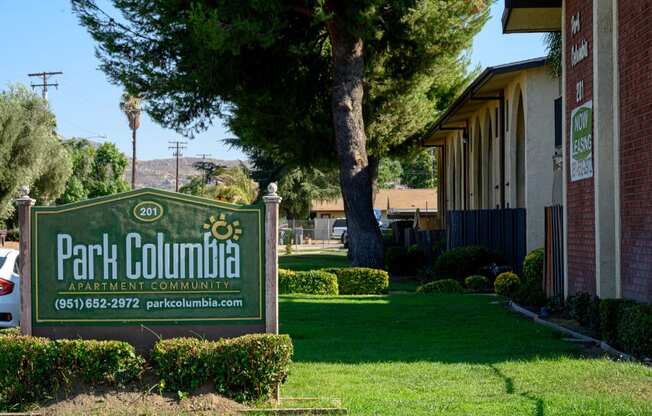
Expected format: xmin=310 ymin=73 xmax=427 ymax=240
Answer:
xmin=26 ymin=188 xmax=276 ymax=342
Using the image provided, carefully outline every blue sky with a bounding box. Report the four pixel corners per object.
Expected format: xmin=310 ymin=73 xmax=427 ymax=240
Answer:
xmin=0 ymin=1 xmax=545 ymax=161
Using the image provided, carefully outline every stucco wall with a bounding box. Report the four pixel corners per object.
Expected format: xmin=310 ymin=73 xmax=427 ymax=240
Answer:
xmin=437 ymin=66 xmax=559 ymax=255
xmin=524 ymin=68 xmax=560 ymax=252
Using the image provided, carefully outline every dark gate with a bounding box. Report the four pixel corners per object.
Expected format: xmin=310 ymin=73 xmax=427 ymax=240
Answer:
xmin=447 ymin=208 xmax=527 ymax=274
xmin=544 ymin=205 xmax=564 ymax=301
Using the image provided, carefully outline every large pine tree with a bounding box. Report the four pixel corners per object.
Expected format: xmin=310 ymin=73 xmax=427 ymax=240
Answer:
xmin=72 ymin=0 xmax=488 ymax=266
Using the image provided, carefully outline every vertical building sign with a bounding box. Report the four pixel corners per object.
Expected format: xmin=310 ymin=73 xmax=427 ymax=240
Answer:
xmin=570 ymin=101 xmax=593 ymax=181
xmin=569 ymin=10 xmax=593 ymax=182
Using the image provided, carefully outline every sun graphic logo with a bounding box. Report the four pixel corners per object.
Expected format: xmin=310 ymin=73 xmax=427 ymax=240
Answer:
xmin=203 ymin=213 xmax=243 ymax=241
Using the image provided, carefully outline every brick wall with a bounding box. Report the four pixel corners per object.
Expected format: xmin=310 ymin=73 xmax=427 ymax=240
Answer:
xmin=618 ymin=0 xmax=652 ymax=303
xmin=565 ymin=0 xmax=596 ymax=296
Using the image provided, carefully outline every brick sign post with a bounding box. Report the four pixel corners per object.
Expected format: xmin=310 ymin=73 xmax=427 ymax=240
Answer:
xmin=17 ymin=186 xmax=281 ymax=349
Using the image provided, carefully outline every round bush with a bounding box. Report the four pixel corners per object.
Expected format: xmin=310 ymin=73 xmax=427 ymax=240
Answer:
xmin=433 ymin=246 xmax=501 ymax=282
xmin=278 ymin=269 xmax=338 ymax=295
xmin=416 ymin=279 xmax=464 ymax=294
xmin=494 ymin=272 xmax=521 ymax=298
xmin=384 ymin=246 xmax=424 ymax=276
xmin=522 ymin=248 xmax=544 ymax=284
xmin=513 ymin=248 xmax=547 ymax=306
xmin=464 ymin=275 xmax=489 ymax=292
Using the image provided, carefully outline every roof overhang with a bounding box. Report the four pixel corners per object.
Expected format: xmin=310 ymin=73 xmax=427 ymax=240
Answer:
xmin=423 ymin=57 xmax=548 ymax=145
xmin=502 ymin=0 xmax=562 ymax=33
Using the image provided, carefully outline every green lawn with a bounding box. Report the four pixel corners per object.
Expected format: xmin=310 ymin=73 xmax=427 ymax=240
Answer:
xmin=279 ymin=251 xmax=350 ymax=271
xmin=279 ymin=294 xmax=652 ymax=415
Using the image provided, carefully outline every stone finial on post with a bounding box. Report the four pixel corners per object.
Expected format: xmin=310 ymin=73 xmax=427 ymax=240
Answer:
xmin=15 ymin=186 xmax=35 ymax=336
xmin=263 ymin=183 xmax=282 ymax=334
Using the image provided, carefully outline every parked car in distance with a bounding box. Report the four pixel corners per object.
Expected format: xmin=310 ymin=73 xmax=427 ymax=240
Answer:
xmin=331 ymin=218 xmax=347 ymax=240
xmin=0 ymin=248 xmax=20 ymax=328
xmin=341 ymin=230 xmax=349 ymax=248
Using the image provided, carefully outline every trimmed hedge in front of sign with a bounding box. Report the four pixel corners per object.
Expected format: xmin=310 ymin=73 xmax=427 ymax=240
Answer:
xmin=323 ymin=267 xmax=390 ymax=295
xmin=152 ymin=334 xmax=293 ymax=402
xmin=0 ymin=333 xmax=293 ymax=410
xmin=278 ymin=267 xmax=390 ymax=295
xmin=0 ymin=335 xmax=144 ymax=409
xmin=279 ymin=269 xmax=339 ymax=295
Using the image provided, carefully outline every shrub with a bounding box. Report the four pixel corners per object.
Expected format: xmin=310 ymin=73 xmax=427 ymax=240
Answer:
xmin=384 ymin=246 xmax=406 ymax=274
xmin=324 ymin=267 xmax=389 ymax=295
xmin=494 ymin=272 xmax=520 ymax=298
xmin=464 ymin=275 xmax=489 ymax=292
xmin=617 ymin=302 xmax=652 ymax=358
xmin=384 ymin=246 xmax=425 ymax=276
xmin=513 ymin=248 xmax=547 ymax=307
xmin=278 ymin=269 xmax=338 ymax=295
xmin=599 ymin=298 xmax=636 ymax=347
xmin=433 ymin=246 xmax=501 ymax=282
xmin=6 ymin=229 xmax=18 ymax=242
xmin=566 ymin=292 xmax=600 ymax=330
xmin=417 ymin=279 xmax=464 ymax=294
xmin=153 ymin=334 xmax=293 ymax=402
xmin=0 ymin=335 xmax=143 ymax=410
xmin=522 ymin=248 xmax=544 ymax=283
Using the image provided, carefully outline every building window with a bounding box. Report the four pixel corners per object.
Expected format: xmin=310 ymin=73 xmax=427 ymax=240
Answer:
xmin=554 ymin=97 xmax=562 ymax=148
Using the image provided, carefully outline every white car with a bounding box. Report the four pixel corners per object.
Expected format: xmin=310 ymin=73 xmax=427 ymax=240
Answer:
xmin=0 ymin=248 xmax=20 ymax=328
xmin=331 ymin=219 xmax=347 ymax=240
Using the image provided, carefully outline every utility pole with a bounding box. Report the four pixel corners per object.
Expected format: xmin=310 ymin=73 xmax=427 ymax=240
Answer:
xmin=28 ymin=71 xmax=63 ymax=101
xmin=196 ymin=153 xmax=212 ymax=185
xmin=168 ymin=141 xmax=188 ymax=192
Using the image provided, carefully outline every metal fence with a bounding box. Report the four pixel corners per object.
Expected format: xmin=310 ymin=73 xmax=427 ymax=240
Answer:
xmin=447 ymin=208 xmax=527 ymax=274
xmin=279 ymin=218 xmax=343 ymax=248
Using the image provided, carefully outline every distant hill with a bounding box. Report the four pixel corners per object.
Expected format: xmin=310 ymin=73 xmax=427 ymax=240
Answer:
xmin=126 ymin=158 xmax=246 ymax=190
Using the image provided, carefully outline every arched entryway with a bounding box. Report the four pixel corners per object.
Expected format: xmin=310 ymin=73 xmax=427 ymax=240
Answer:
xmin=515 ymin=91 xmax=526 ymax=208
xmin=474 ymin=118 xmax=483 ymax=208
xmin=483 ymin=109 xmax=493 ymax=209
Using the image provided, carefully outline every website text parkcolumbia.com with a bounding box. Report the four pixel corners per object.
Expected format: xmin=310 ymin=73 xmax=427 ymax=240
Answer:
xmin=145 ymin=297 xmax=244 ymax=311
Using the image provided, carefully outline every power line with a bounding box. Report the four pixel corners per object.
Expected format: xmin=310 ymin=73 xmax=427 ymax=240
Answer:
xmin=168 ymin=141 xmax=188 ymax=192
xmin=197 ymin=153 xmax=211 ymax=159
xmin=28 ymin=71 xmax=63 ymax=101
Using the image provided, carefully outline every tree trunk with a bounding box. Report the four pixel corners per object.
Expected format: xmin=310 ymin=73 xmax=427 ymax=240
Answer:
xmin=327 ymin=19 xmax=383 ymax=268
xmin=131 ymin=128 xmax=137 ymax=189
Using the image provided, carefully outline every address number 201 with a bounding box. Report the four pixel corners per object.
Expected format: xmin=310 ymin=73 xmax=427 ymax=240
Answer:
xmin=133 ymin=201 xmax=164 ymax=222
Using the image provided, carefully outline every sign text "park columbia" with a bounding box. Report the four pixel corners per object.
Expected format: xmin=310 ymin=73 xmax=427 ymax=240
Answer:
xmin=56 ymin=232 xmax=241 ymax=281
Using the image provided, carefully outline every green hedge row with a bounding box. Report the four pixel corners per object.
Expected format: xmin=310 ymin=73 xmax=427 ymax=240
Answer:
xmin=279 ymin=267 xmax=389 ymax=295
xmin=0 ymin=333 xmax=293 ymax=410
xmin=323 ymin=267 xmax=389 ymax=294
xmin=279 ymin=269 xmax=338 ymax=295
xmin=598 ymin=298 xmax=652 ymax=358
xmin=564 ymin=293 xmax=652 ymax=359
xmin=0 ymin=335 xmax=144 ymax=409
xmin=153 ymin=334 xmax=293 ymax=402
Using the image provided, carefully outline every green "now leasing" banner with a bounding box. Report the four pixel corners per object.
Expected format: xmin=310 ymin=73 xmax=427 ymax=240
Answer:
xmin=31 ymin=188 xmax=265 ymax=326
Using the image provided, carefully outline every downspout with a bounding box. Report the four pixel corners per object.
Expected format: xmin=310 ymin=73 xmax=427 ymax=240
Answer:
xmin=499 ymin=91 xmax=506 ymax=209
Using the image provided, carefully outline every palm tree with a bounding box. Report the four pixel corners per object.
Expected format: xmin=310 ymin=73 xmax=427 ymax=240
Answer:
xmin=119 ymin=93 xmax=142 ymax=188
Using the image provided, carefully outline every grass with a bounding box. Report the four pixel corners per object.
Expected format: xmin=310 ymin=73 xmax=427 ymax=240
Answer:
xmin=279 ymin=250 xmax=350 ymax=271
xmin=279 ymin=294 xmax=652 ymax=415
